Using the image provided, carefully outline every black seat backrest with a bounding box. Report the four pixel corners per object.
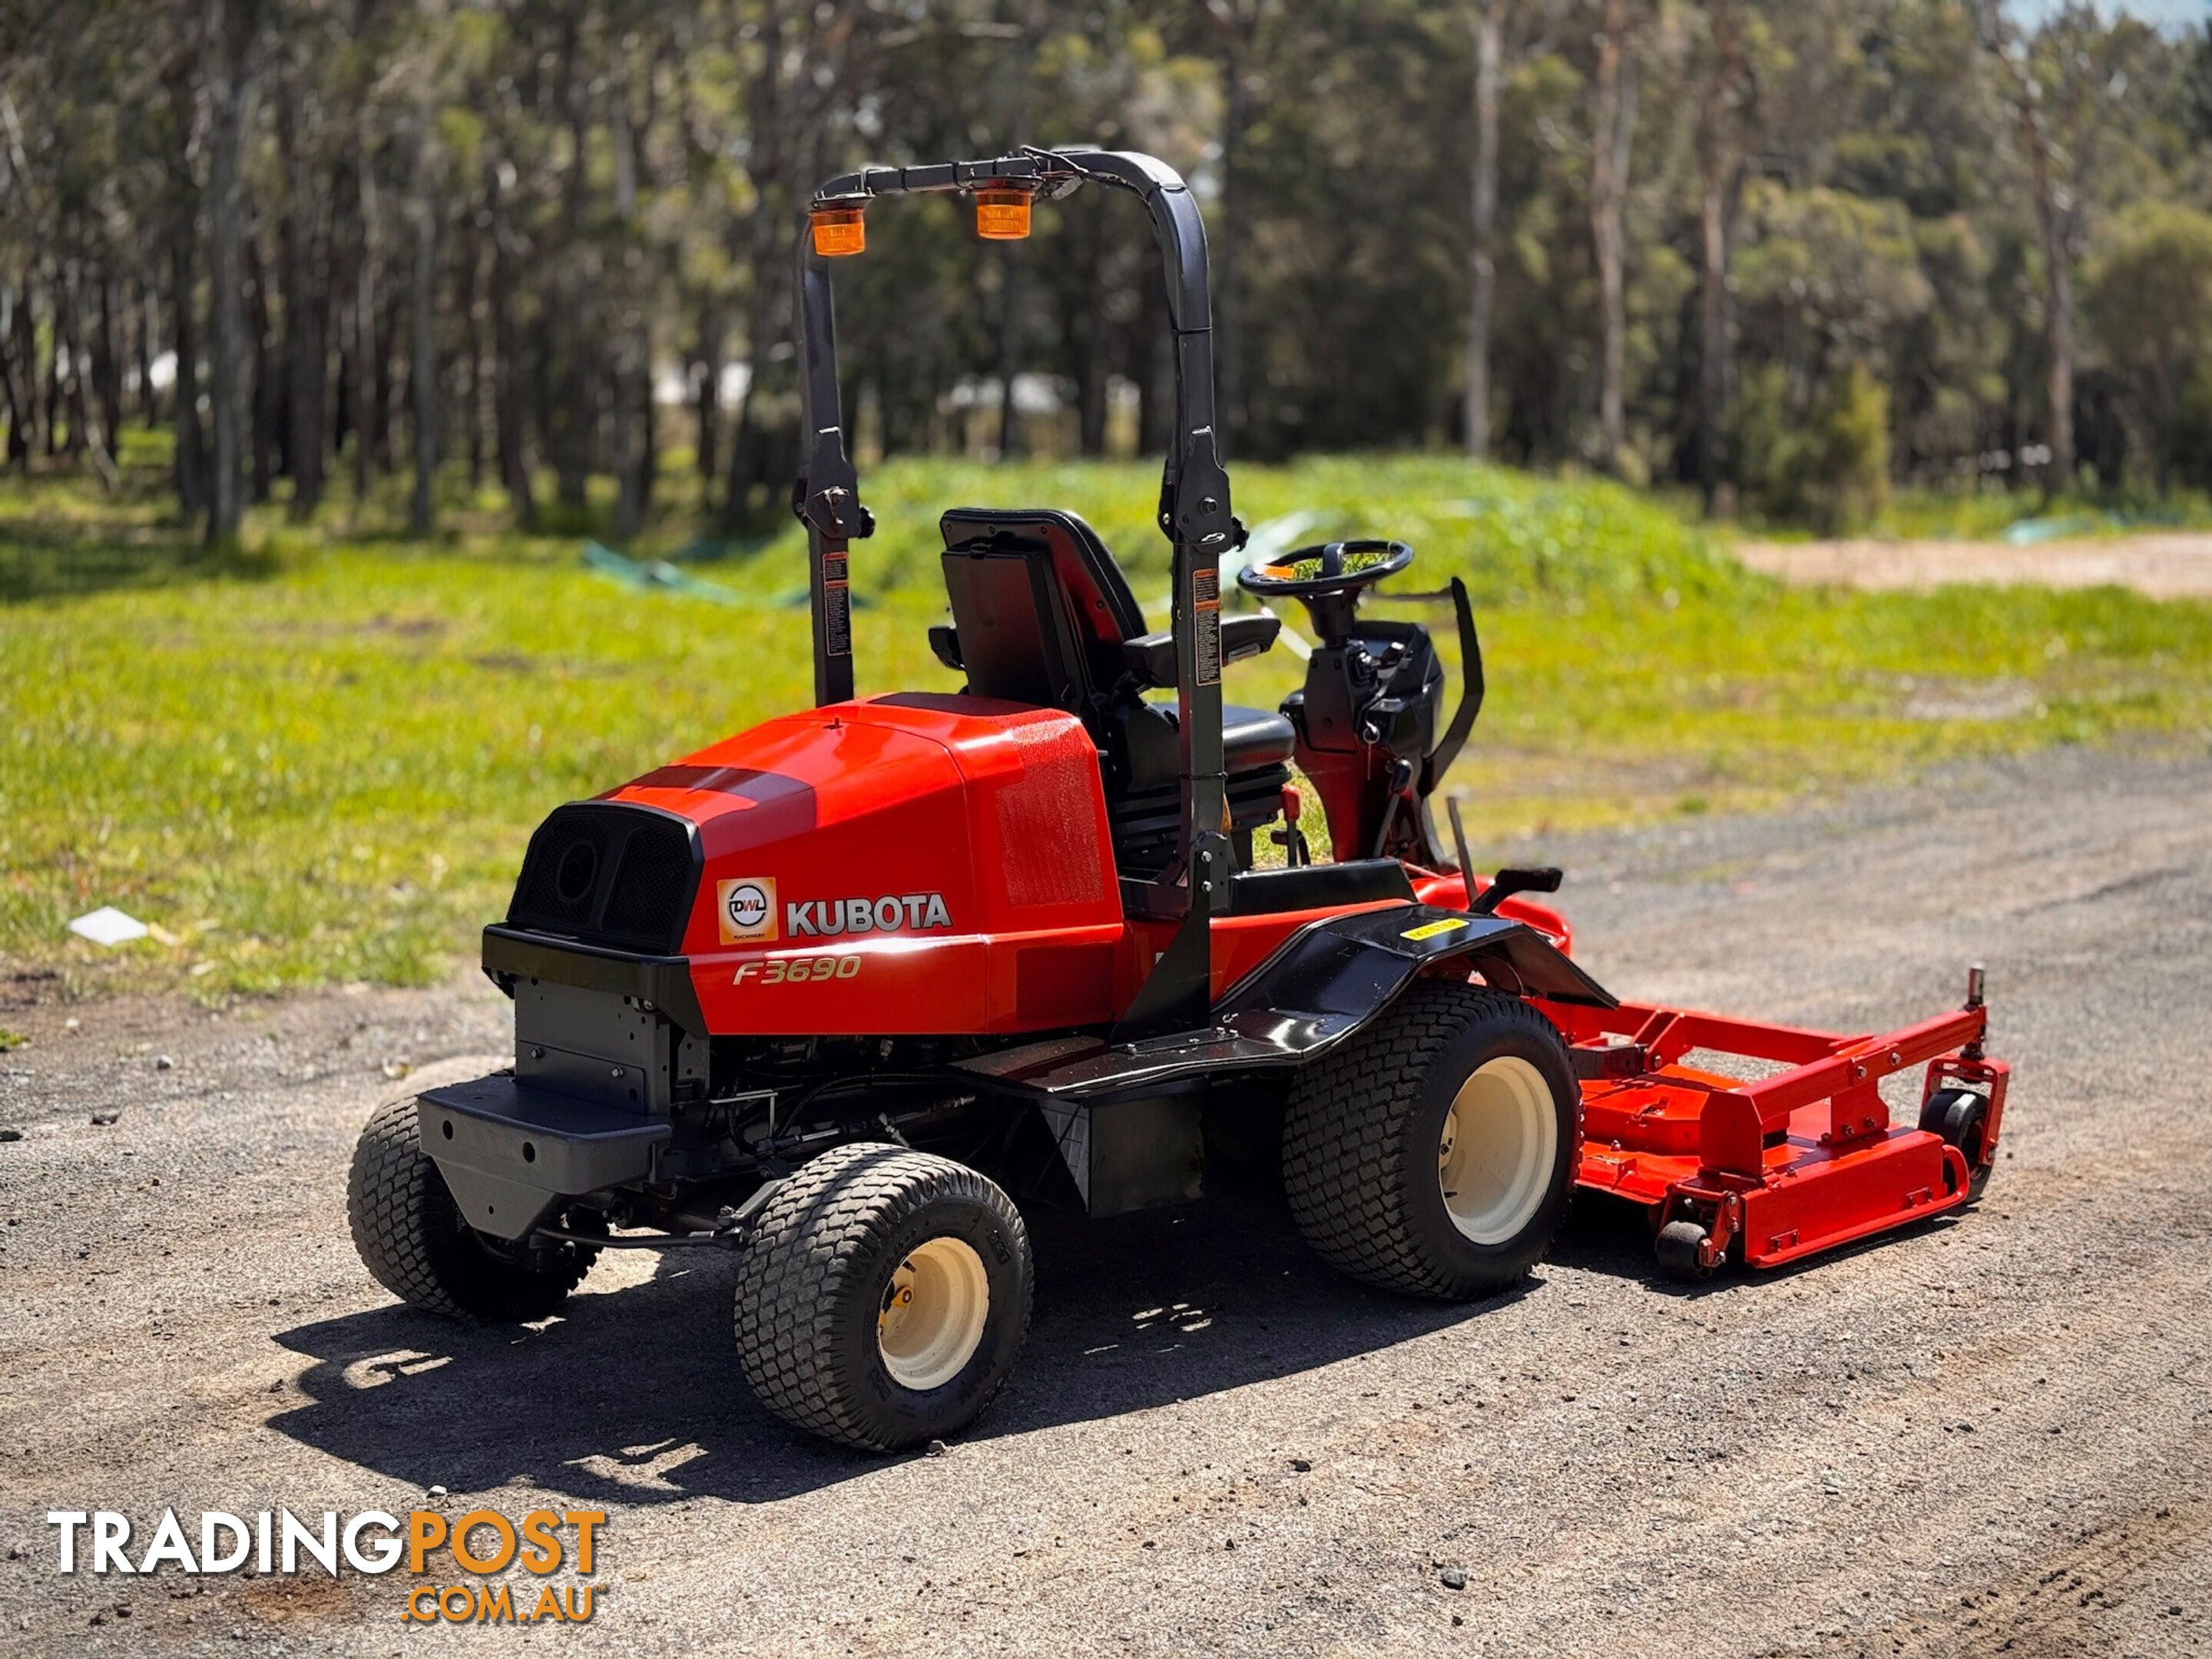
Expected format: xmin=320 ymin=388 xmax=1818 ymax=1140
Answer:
xmin=939 ymin=509 xmax=1147 ymax=714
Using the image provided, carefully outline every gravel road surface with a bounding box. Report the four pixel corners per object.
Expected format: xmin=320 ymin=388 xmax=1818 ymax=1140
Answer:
xmin=1736 ymin=531 xmax=2212 ymax=598
xmin=3 ymin=747 xmax=2208 ymax=1657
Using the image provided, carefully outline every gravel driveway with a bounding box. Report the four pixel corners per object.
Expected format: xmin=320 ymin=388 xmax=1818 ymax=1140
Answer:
xmin=1736 ymin=531 xmax=2212 ymax=599
xmin=2 ymin=747 xmax=2207 ymax=1657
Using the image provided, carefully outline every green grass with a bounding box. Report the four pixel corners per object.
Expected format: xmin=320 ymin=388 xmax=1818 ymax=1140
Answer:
xmin=4 ymin=453 xmax=2210 ymax=999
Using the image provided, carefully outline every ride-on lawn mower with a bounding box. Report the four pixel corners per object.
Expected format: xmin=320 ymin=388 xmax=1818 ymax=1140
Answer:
xmin=348 ymin=149 xmax=2010 ymax=1452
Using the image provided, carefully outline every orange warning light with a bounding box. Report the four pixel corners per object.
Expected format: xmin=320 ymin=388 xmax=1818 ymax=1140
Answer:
xmin=975 ymin=188 xmax=1032 ymax=240
xmin=810 ymin=205 xmax=866 ymax=257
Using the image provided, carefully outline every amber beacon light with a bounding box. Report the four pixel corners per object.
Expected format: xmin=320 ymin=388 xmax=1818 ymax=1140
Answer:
xmin=974 ymin=187 xmax=1032 ymax=240
xmin=810 ymin=204 xmax=866 ymax=257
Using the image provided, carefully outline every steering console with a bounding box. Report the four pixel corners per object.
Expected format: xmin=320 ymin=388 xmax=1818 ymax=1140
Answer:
xmin=1237 ymin=539 xmax=1413 ymax=642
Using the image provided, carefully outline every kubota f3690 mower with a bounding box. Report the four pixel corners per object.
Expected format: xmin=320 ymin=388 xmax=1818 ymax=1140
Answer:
xmin=347 ymin=148 xmax=2008 ymax=1452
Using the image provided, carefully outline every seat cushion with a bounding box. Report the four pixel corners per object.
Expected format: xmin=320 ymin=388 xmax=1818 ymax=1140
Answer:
xmin=1121 ymin=700 xmax=1296 ymax=795
xmin=1223 ymin=704 xmax=1296 ymax=773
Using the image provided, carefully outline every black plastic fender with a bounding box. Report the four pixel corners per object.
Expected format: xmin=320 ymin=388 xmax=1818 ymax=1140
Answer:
xmin=1212 ymin=903 xmax=1615 ymax=1057
xmin=954 ymin=904 xmax=1614 ymax=1104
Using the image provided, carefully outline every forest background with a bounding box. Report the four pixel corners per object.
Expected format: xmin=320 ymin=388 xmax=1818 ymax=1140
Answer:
xmin=6 ymin=0 xmax=2212 ymax=998
xmin=3 ymin=0 xmax=2210 ymax=545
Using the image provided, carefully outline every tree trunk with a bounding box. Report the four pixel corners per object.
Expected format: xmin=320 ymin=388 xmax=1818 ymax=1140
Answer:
xmin=409 ymin=118 xmax=437 ymax=538
xmin=283 ymin=96 xmax=326 ymax=519
xmin=2 ymin=277 xmax=31 ymax=465
xmin=692 ymin=304 xmax=721 ymax=494
xmin=722 ymin=2 xmax=796 ymax=533
xmin=353 ymin=128 xmax=377 ymax=503
xmin=1465 ymin=0 xmax=1503 ymax=460
xmin=42 ymin=266 xmax=64 ymax=457
xmin=1695 ymin=2 xmax=1747 ymax=512
xmin=94 ymin=272 xmax=123 ymax=455
xmin=551 ymin=27 xmax=594 ymax=512
xmin=488 ymin=159 xmax=535 ymax=530
xmin=171 ymin=229 xmax=208 ymax=514
xmin=1975 ymin=5 xmax=2073 ymax=494
xmin=247 ymin=230 xmax=280 ymax=502
xmin=205 ymin=0 xmax=261 ymax=546
xmin=1696 ymin=163 xmax=1731 ymax=511
xmin=59 ymin=265 xmax=88 ymax=461
xmin=1211 ymin=9 xmax=1252 ymax=459
xmin=1588 ymin=0 xmax=1634 ymax=476
xmin=460 ymin=217 xmax=484 ymax=492
xmin=613 ymin=329 xmax=644 ymax=540
xmin=2022 ymin=110 xmax=2075 ymax=493
xmin=132 ymin=277 xmax=154 ymax=427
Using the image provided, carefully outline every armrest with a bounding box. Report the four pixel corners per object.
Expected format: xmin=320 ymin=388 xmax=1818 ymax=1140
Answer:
xmin=1121 ymin=614 xmax=1280 ymax=690
xmin=1223 ymin=613 xmax=1281 ymax=664
xmin=928 ymin=624 xmax=964 ymax=673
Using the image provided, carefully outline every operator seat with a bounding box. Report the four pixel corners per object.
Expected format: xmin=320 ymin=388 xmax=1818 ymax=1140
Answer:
xmin=933 ymin=508 xmax=1296 ymax=876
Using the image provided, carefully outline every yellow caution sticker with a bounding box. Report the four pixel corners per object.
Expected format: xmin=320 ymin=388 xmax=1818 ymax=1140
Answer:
xmin=1401 ymin=916 xmax=1472 ymax=942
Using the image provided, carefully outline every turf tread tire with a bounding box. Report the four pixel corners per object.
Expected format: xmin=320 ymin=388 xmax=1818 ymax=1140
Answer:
xmin=734 ymin=1141 xmax=1032 ymax=1453
xmin=1282 ymin=979 xmax=1581 ymax=1300
xmin=346 ymin=1094 xmax=594 ymax=1321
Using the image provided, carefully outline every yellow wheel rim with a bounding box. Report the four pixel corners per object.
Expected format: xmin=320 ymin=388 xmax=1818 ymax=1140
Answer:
xmin=876 ymin=1237 xmax=991 ymax=1392
xmin=1437 ymin=1055 xmax=1558 ymax=1244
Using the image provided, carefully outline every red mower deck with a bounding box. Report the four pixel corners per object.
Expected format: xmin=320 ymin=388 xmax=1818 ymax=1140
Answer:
xmin=1548 ymin=989 xmax=2009 ymax=1274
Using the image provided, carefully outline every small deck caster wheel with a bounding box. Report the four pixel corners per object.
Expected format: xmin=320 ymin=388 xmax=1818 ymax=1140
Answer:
xmin=1655 ymin=1219 xmax=1715 ymax=1283
xmin=1919 ymin=1087 xmax=1995 ymax=1201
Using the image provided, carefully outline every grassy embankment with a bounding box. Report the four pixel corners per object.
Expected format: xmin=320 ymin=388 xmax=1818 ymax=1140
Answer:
xmin=4 ymin=451 xmax=2210 ymax=999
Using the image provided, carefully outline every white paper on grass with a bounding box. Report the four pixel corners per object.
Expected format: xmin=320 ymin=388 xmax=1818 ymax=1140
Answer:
xmin=68 ymin=906 xmax=151 ymax=947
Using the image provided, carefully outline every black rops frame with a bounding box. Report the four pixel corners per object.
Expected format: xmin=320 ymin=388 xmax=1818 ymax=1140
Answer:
xmin=794 ymin=148 xmax=1243 ymax=1036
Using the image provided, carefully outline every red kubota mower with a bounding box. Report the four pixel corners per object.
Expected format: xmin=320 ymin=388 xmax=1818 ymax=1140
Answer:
xmin=346 ymin=148 xmax=2009 ymax=1452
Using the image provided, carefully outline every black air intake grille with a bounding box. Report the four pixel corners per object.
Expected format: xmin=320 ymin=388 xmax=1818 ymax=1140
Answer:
xmin=508 ymin=803 xmax=701 ymax=955
xmin=599 ymin=818 xmax=697 ymax=945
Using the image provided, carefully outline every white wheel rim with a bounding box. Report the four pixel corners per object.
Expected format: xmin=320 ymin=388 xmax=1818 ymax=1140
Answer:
xmin=1437 ymin=1055 xmax=1558 ymax=1244
xmin=876 ymin=1237 xmax=991 ymax=1392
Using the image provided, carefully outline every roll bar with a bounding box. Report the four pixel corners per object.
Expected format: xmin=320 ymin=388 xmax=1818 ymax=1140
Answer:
xmin=795 ymin=148 xmax=1242 ymax=1032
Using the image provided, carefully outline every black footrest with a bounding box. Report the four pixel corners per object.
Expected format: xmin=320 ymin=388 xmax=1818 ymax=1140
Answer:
xmin=418 ymin=1074 xmax=671 ymax=1197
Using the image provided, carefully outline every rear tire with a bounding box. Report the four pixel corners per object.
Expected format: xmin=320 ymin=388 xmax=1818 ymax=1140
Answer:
xmin=1282 ymin=980 xmax=1581 ymax=1300
xmin=1919 ymin=1086 xmax=1995 ymax=1201
xmin=346 ymin=1093 xmax=597 ymax=1321
xmin=733 ymin=1141 xmax=1033 ymax=1452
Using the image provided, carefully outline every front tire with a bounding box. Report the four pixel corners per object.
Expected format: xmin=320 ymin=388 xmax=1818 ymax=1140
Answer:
xmin=1283 ymin=980 xmax=1581 ymax=1300
xmin=346 ymin=1092 xmax=597 ymax=1322
xmin=733 ymin=1142 xmax=1033 ymax=1452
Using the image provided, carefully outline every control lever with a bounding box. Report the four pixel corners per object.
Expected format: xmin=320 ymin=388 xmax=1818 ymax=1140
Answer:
xmin=1446 ymin=796 xmax=1478 ymax=898
xmin=1468 ymin=865 xmax=1562 ymax=917
xmin=1270 ymin=784 xmax=1313 ymax=869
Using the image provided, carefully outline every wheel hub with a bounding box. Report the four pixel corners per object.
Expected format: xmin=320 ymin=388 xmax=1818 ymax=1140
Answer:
xmin=1437 ymin=1055 xmax=1558 ymax=1244
xmin=876 ymin=1236 xmax=990 ymax=1392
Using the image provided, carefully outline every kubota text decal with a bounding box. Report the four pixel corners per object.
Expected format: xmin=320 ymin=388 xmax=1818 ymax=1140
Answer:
xmin=787 ymin=893 xmax=952 ymax=937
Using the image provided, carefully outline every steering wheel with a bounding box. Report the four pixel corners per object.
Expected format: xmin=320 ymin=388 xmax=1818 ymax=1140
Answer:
xmin=1236 ymin=539 xmax=1414 ymax=600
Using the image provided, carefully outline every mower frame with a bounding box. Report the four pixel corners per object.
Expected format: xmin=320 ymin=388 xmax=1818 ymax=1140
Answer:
xmin=356 ymin=146 xmax=2009 ymax=1452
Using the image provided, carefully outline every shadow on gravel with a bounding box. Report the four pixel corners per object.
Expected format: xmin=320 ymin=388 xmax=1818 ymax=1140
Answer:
xmin=1549 ymin=1184 xmax=1976 ymax=1294
xmin=265 ymin=1181 xmax=1949 ymax=1502
xmin=265 ymin=1186 xmax=1527 ymax=1507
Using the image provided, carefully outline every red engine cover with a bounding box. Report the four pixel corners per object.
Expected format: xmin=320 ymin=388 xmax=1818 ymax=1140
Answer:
xmin=606 ymin=694 xmax=1127 ymax=1035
